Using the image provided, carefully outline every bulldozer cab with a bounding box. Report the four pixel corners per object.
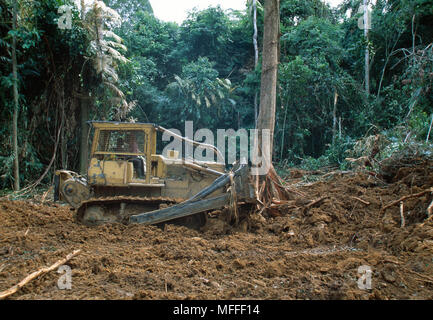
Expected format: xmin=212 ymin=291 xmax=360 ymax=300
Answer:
xmin=88 ymin=122 xmax=158 ymax=185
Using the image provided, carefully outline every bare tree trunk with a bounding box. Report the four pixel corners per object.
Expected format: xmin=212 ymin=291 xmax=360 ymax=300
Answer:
xmin=252 ymin=0 xmax=292 ymax=206
xmin=253 ymin=0 xmax=259 ymax=126
xmin=363 ymin=0 xmax=370 ymax=95
xmin=256 ymin=0 xmax=279 ymax=160
xmin=332 ymin=91 xmax=338 ymax=144
xmin=60 ymin=108 xmax=67 ymax=169
xmin=80 ymin=0 xmax=85 ymax=19
xmin=426 ymin=114 xmax=433 ymax=143
xmin=79 ymin=96 xmax=89 ymax=174
xmin=280 ymin=100 xmax=288 ymax=160
xmin=78 ymin=0 xmax=89 ymax=175
xmin=12 ymin=0 xmax=20 ymax=191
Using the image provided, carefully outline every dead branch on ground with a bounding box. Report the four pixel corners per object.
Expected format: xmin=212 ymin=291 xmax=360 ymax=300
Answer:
xmin=381 ymin=188 xmax=433 ymax=213
xmin=351 ymin=196 xmax=370 ymax=205
xmin=427 ymin=199 xmax=433 ymax=217
xmin=302 ymin=196 xmax=329 ymax=214
xmin=400 ymin=202 xmax=405 ymax=228
xmin=0 ymin=249 xmax=81 ymax=300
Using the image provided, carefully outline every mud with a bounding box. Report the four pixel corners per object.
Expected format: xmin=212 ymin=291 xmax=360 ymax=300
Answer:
xmin=0 ymin=162 xmax=432 ymax=300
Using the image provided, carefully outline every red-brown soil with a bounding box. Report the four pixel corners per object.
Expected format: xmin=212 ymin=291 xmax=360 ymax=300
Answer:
xmin=1 ymin=162 xmax=432 ymax=300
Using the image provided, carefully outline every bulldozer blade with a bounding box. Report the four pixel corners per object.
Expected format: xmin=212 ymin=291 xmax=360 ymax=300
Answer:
xmin=129 ymin=163 xmax=255 ymax=226
xmin=129 ymin=193 xmax=230 ymax=225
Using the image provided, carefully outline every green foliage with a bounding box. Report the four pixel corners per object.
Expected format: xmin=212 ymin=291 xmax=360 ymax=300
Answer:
xmin=276 ymin=15 xmax=364 ymax=162
xmin=323 ymin=136 xmax=355 ymax=167
xmin=117 ymin=6 xmax=253 ymax=133
xmin=179 ymin=6 xmax=232 ymax=74
xmin=166 ymin=57 xmax=237 ymax=128
xmin=104 ymin=0 xmax=153 ymax=20
xmin=2 ymin=0 xmax=433 ymax=188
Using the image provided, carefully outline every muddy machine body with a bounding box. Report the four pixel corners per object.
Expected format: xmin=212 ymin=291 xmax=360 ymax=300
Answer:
xmin=55 ymin=121 xmax=254 ymax=228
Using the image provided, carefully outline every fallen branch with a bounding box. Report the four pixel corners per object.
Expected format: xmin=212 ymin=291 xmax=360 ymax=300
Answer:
xmin=271 ymin=198 xmax=299 ymax=209
xmin=420 ymin=215 xmax=433 ymax=227
xmin=322 ymin=170 xmax=352 ymax=179
xmin=0 ymin=249 xmax=81 ymax=300
xmin=381 ymin=188 xmax=433 ymax=213
xmin=351 ymin=196 xmax=370 ymax=205
xmin=400 ymin=202 xmax=405 ymax=228
xmin=428 ymin=199 xmax=433 ymax=217
xmin=41 ymin=186 xmax=53 ymax=204
xmin=302 ymin=196 xmax=329 ymax=214
xmin=403 ymin=267 xmax=433 ymax=285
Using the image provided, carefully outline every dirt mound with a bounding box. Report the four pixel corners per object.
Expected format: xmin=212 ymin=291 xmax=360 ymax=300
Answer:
xmin=0 ymin=163 xmax=432 ymax=300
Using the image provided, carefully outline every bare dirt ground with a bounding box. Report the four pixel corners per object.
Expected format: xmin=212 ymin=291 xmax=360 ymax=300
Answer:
xmin=0 ymin=161 xmax=432 ymax=300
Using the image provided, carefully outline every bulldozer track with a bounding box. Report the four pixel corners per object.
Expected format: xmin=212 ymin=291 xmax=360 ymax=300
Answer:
xmin=78 ymin=196 xmax=185 ymax=207
xmin=76 ymin=196 xmax=186 ymax=226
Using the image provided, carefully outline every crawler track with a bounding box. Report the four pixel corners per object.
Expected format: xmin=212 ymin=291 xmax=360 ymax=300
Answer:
xmin=76 ymin=196 xmax=206 ymax=229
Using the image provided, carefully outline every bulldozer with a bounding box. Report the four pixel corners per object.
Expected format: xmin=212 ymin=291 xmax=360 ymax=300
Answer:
xmin=54 ymin=121 xmax=255 ymax=229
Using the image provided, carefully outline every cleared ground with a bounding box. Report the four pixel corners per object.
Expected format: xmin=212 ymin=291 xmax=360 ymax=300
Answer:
xmin=0 ymin=161 xmax=432 ymax=300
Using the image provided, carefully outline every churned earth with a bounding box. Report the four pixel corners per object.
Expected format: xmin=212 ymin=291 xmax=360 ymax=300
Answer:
xmin=0 ymin=161 xmax=432 ymax=300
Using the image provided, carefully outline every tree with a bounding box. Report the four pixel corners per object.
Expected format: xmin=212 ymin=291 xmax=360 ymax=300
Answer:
xmin=104 ymin=0 xmax=153 ymax=21
xmin=78 ymin=0 xmax=130 ymax=173
xmin=256 ymin=0 xmax=280 ymax=161
xmin=179 ymin=6 xmax=234 ymax=76
xmin=249 ymin=0 xmax=261 ymax=126
xmin=277 ymin=15 xmax=361 ymax=160
xmin=166 ymin=57 xmax=236 ymax=129
xmin=11 ymin=0 xmax=19 ymax=190
xmin=363 ymin=0 xmax=370 ymax=95
xmin=254 ymin=0 xmax=291 ymax=204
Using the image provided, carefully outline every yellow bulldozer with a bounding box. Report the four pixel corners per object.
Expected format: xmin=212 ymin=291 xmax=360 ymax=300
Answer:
xmin=54 ymin=121 xmax=255 ymax=229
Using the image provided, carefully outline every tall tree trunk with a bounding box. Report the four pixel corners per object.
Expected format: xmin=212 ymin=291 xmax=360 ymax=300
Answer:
xmin=252 ymin=0 xmax=293 ymax=206
xmin=79 ymin=96 xmax=89 ymax=175
xmin=60 ymin=98 xmax=67 ymax=169
xmin=363 ymin=0 xmax=370 ymax=95
xmin=256 ymin=0 xmax=279 ymax=161
xmin=280 ymin=100 xmax=288 ymax=160
xmin=80 ymin=0 xmax=85 ymax=19
xmin=12 ymin=0 xmax=20 ymax=191
xmin=78 ymin=0 xmax=89 ymax=175
xmin=332 ymin=91 xmax=339 ymax=144
xmin=253 ymin=0 xmax=259 ymax=126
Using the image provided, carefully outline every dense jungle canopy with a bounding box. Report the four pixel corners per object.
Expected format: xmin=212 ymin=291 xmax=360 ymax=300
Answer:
xmin=0 ymin=0 xmax=432 ymax=190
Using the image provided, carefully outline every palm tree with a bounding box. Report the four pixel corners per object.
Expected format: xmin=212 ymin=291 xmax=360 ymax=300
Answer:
xmin=78 ymin=0 xmax=132 ymax=173
xmin=167 ymin=73 xmax=236 ymax=126
xmin=84 ymin=0 xmax=130 ymax=117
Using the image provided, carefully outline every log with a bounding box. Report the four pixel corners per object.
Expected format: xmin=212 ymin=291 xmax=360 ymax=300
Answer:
xmin=302 ymin=196 xmax=329 ymax=214
xmin=351 ymin=196 xmax=370 ymax=205
xmin=428 ymin=199 xmax=433 ymax=217
xmin=403 ymin=267 xmax=433 ymax=285
xmin=400 ymin=202 xmax=405 ymax=228
xmin=381 ymin=188 xmax=433 ymax=213
xmin=0 ymin=249 xmax=81 ymax=300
